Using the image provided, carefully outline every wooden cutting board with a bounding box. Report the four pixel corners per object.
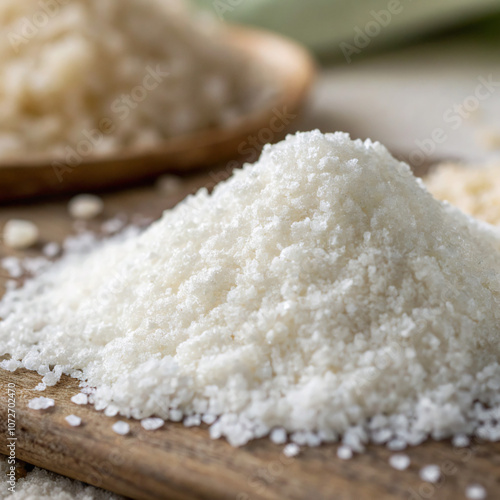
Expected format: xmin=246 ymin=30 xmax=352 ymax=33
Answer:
xmin=1 ymin=169 xmax=499 ymax=500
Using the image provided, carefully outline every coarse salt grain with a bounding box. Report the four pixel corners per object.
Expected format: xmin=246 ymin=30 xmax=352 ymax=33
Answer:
xmin=68 ymin=195 xmax=104 ymax=220
xmin=465 ymin=484 xmax=487 ymax=500
xmin=283 ymin=443 xmax=300 ymax=458
xmin=419 ymin=465 xmax=441 ymax=483
xmin=337 ymin=446 xmax=353 ymax=460
xmin=43 ymin=242 xmax=61 ymax=258
xmin=270 ymin=428 xmax=287 ymax=445
xmin=28 ymin=397 xmax=54 ymax=410
xmin=65 ymin=415 xmax=82 ymax=427
xmin=452 ymin=434 xmax=470 ymax=448
xmin=112 ymin=421 xmax=130 ymax=436
xmin=389 ymin=454 xmax=410 ymax=471
xmin=3 ymin=220 xmax=39 ymax=249
xmin=71 ymin=393 xmax=88 ymax=405
xmin=34 ymin=383 xmax=46 ymax=391
xmin=2 ymin=131 xmax=500 ymax=450
xmin=141 ymin=418 xmax=165 ymax=431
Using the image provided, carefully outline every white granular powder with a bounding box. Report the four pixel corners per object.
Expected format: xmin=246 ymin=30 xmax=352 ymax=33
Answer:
xmin=465 ymin=484 xmax=487 ymax=500
xmin=141 ymin=417 xmax=165 ymax=431
xmin=112 ymin=421 xmax=130 ymax=436
xmin=419 ymin=465 xmax=441 ymax=483
xmin=0 ymin=455 xmax=122 ymax=500
xmin=1 ymin=131 xmax=500 ymax=448
xmin=28 ymin=397 xmax=54 ymax=410
xmin=65 ymin=415 xmax=82 ymax=427
xmin=389 ymin=454 xmax=410 ymax=471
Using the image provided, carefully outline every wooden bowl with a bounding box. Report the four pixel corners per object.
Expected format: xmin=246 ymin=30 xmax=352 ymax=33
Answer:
xmin=0 ymin=26 xmax=316 ymax=203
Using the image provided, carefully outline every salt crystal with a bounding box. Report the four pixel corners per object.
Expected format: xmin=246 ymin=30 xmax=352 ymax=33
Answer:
xmin=283 ymin=443 xmax=300 ymax=458
xmin=387 ymin=439 xmax=407 ymax=451
xmin=34 ymin=383 xmax=46 ymax=391
xmin=112 ymin=421 xmax=130 ymax=436
xmin=65 ymin=415 xmax=82 ymax=427
xmin=3 ymin=220 xmax=39 ymax=249
xmin=141 ymin=418 xmax=165 ymax=431
xmin=68 ymin=195 xmax=104 ymax=220
xmin=270 ymin=428 xmax=287 ymax=445
xmin=43 ymin=242 xmax=61 ymax=258
xmin=452 ymin=434 xmax=470 ymax=448
xmin=389 ymin=454 xmax=410 ymax=471
xmin=71 ymin=393 xmax=88 ymax=405
xmin=465 ymin=484 xmax=487 ymax=500
xmin=337 ymin=446 xmax=353 ymax=460
xmin=28 ymin=397 xmax=54 ymax=410
xmin=419 ymin=465 xmax=441 ymax=483
xmin=184 ymin=415 xmax=201 ymax=427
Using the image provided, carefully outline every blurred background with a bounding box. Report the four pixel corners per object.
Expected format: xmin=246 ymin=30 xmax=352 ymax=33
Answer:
xmin=194 ymin=0 xmax=500 ymax=166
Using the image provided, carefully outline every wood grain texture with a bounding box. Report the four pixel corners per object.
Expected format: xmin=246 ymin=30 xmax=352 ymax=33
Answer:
xmin=0 ymin=26 xmax=315 ymax=203
xmin=1 ymin=172 xmax=500 ymax=500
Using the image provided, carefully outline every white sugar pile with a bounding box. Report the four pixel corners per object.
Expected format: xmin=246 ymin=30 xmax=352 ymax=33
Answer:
xmin=1 ymin=131 xmax=500 ymax=448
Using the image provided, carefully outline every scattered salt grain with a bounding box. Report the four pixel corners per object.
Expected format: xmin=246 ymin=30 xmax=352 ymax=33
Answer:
xmin=0 ymin=358 xmax=20 ymax=372
xmin=1 ymin=257 xmax=23 ymax=278
xmin=465 ymin=484 xmax=487 ymax=500
xmin=337 ymin=446 xmax=353 ymax=460
xmin=169 ymin=409 xmax=183 ymax=422
xmin=104 ymin=405 xmax=119 ymax=417
xmin=112 ymin=421 xmax=130 ymax=436
xmin=43 ymin=242 xmax=61 ymax=258
xmin=389 ymin=454 xmax=410 ymax=471
xmin=28 ymin=397 xmax=54 ymax=410
xmin=101 ymin=217 xmax=127 ymax=235
xmin=184 ymin=415 xmax=201 ymax=427
xmin=34 ymin=383 xmax=46 ymax=391
xmin=3 ymin=220 xmax=39 ymax=249
xmin=68 ymin=195 xmax=104 ymax=220
xmin=452 ymin=434 xmax=470 ymax=448
xmin=270 ymin=428 xmax=287 ymax=445
xmin=283 ymin=443 xmax=300 ymax=458
xmin=71 ymin=393 xmax=88 ymax=405
xmin=387 ymin=439 xmax=407 ymax=451
xmin=419 ymin=465 xmax=441 ymax=483
xmin=65 ymin=415 xmax=82 ymax=427
xmin=141 ymin=418 xmax=165 ymax=431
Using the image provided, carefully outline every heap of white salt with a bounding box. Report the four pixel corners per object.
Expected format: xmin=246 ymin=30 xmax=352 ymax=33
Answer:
xmin=1 ymin=131 xmax=500 ymax=448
